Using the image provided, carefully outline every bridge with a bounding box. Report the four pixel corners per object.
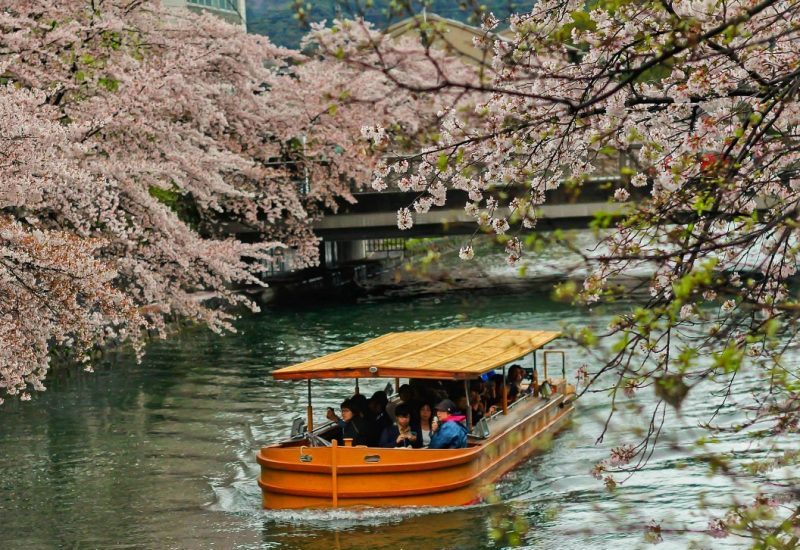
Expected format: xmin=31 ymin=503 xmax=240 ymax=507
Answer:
xmin=314 ymin=179 xmax=630 ymax=241
xmin=223 ymin=176 xmax=642 ymax=279
xmin=310 ymin=178 xmax=640 ymax=265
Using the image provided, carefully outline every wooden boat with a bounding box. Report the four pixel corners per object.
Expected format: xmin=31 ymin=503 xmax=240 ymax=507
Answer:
xmin=257 ymin=327 xmax=576 ymax=509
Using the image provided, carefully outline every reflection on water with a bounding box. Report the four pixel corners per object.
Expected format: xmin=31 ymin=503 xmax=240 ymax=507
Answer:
xmin=0 ymin=292 xmax=760 ymax=548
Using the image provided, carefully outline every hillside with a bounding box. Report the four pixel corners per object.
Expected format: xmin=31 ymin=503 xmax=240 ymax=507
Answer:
xmin=246 ymin=0 xmax=522 ymax=48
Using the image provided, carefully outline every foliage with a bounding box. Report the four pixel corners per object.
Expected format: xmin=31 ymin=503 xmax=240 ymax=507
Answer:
xmin=0 ymin=1 xmax=437 ymax=402
xmin=309 ymin=0 xmax=800 ymax=545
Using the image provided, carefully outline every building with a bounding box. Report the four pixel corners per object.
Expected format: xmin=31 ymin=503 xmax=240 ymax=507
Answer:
xmin=385 ymin=12 xmax=506 ymax=65
xmin=163 ymin=0 xmax=247 ymax=28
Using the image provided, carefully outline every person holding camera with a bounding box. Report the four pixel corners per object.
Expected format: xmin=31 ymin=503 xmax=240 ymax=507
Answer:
xmin=326 ymin=399 xmax=369 ymax=446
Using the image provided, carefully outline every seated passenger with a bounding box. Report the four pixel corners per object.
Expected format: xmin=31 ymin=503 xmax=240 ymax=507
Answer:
xmin=326 ymin=399 xmax=369 ymax=446
xmin=469 ymin=389 xmax=494 ymax=423
xmin=418 ymin=402 xmax=434 ymax=447
xmin=453 ymin=391 xmax=493 ymax=426
xmin=454 ymin=393 xmax=469 ymax=416
xmin=387 ymin=384 xmax=420 ymax=423
xmin=470 ymin=379 xmax=486 ymax=399
xmin=350 ymin=393 xmax=370 ymax=420
xmin=486 ymin=373 xmax=505 ymax=408
xmin=507 ymin=364 xmax=526 ymax=402
xmin=378 ymin=404 xmax=421 ymax=448
xmin=429 ymin=399 xmax=468 ymax=449
xmin=367 ymin=391 xmax=392 ymax=446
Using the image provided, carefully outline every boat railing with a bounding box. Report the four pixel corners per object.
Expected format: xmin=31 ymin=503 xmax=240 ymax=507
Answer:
xmin=543 ymin=349 xmax=567 ymax=380
xmin=470 ymin=417 xmax=491 ymax=439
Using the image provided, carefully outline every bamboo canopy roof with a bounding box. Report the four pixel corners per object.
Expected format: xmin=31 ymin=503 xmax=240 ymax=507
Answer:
xmin=272 ymin=328 xmax=561 ymax=380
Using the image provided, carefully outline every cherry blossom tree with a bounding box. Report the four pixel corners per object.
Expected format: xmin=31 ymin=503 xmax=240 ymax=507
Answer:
xmin=0 ymin=79 xmax=149 ymax=403
xmin=0 ymin=1 xmax=431 ymax=402
xmin=308 ymin=0 xmax=800 ymax=544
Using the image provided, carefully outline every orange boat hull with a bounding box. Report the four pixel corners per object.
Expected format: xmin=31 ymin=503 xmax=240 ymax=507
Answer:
xmin=257 ymin=389 xmax=575 ymax=509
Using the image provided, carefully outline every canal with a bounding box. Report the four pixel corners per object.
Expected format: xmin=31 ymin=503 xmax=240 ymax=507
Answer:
xmin=0 ymin=287 xmax=767 ymax=549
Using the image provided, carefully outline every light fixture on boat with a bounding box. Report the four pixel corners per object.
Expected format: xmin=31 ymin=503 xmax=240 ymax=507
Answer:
xmin=368 ymin=366 xmax=379 ymax=375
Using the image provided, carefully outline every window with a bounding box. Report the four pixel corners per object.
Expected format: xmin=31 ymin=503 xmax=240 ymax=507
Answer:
xmin=187 ymin=0 xmax=237 ymax=13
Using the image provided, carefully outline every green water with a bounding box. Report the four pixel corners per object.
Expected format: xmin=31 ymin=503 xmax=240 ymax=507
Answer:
xmin=0 ymin=291 xmax=760 ymax=549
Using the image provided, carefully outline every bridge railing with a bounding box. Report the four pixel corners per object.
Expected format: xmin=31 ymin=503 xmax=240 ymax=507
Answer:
xmin=365 ymin=238 xmax=406 ymax=253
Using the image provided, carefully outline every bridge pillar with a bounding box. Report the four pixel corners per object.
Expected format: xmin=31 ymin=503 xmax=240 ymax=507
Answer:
xmin=322 ymin=241 xmax=338 ymax=268
xmin=338 ymin=240 xmax=367 ymax=262
xmin=321 ymin=240 xmax=367 ymax=267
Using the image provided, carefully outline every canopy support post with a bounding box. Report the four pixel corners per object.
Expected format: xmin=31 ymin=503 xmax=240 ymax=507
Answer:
xmin=355 ymin=378 xmax=360 ymax=395
xmin=306 ymin=379 xmax=313 ymax=432
xmin=464 ymin=379 xmax=472 ymax=430
xmin=532 ymin=352 xmax=539 ymax=396
xmin=501 ymin=366 xmax=508 ymax=415
xmin=331 ymin=439 xmax=339 ymax=507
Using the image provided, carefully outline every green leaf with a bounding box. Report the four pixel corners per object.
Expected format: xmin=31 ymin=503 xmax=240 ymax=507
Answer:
xmin=437 ymin=153 xmax=448 ymax=172
xmin=712 ymin=345 xmax=743 ymax=374
xmin=98 ymin=77 xmax=119 ymax=92
xmin=655 ymin=373 xmax=690 ymax=410
xmin=552 ymin=280 xmax=577 ymax=302
xmin=570 ymin=10 xmax=597 ymax=31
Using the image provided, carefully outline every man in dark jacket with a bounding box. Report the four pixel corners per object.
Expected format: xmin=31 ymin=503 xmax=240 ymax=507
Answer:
xmin=429 ymin=399 xmax=468 ymax=449
xmin=326 ymin=399 xmax=369 ymax=446
xmin=379 ymin=404 xmax=422 ymax=448
xmin=367 ymin=390 xmax=392 ymax=446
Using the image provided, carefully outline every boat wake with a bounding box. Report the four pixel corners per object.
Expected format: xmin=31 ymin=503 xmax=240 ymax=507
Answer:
xmin=259 ymin=503 xmax=484 ymax=525
xmin=209 ymin=476 xmax=486 ymax=526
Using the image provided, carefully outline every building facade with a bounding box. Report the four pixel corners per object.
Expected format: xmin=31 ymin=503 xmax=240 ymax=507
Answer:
xmin=163 ymin=0 xmax=247 ymax=28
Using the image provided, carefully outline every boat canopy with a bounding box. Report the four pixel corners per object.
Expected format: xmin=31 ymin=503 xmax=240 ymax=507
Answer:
xmin=271 ymin=328 xmax=560 ymax=380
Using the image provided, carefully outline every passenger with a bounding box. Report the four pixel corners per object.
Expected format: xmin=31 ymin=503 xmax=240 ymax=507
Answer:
xmin=429 ymin=399 xmax=468 ymax=449
xmin=418 ymin=402 xmax=434 ymax=447
xmin=386 ymin=384 xmax=419 ymax=423
xmin=470 ymin=379 xmax=486 ymax=398
xmin=350 ymin=393 xmax=370 ymax=421
xmin=367 ymin=391 xmax=392 ymax=446
xmin=378 ymin=404 xmax=421 ymax=448
xmin=454 ymin=393 xmax=469 ymax=416
xmin=442 ymin=380 xmax=461 ymax=400
xmin=453 ymin=391 xmax=493 ymax=425
xmin=412 ymin=379 xmax=447 ymax=404
xmin=469 ymin=389 xmax=495 ymax=423
xmin=507 ymin=364 xmax=526 ymax=401
xmin=486 ymin=373 xmax=505 ymax=408
xmin=326 ymin=399 xmax=369 ymax=446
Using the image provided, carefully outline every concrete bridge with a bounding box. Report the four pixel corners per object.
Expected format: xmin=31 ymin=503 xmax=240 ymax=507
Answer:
xmin=224 ymin=176 xmax=641 ymax=278
xmin=314 ymin=178 xmax=630 ymax=241
xmin=309 ymin=177 xmax=641 ymax=265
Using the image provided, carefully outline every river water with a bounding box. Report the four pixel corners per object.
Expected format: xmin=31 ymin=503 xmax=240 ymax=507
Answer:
xmin=0 ymin=284 xmax=780 ymax=549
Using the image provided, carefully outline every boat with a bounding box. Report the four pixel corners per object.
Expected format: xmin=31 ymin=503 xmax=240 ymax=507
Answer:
xmin=257 ymin=327 xmax=576 ymax=509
